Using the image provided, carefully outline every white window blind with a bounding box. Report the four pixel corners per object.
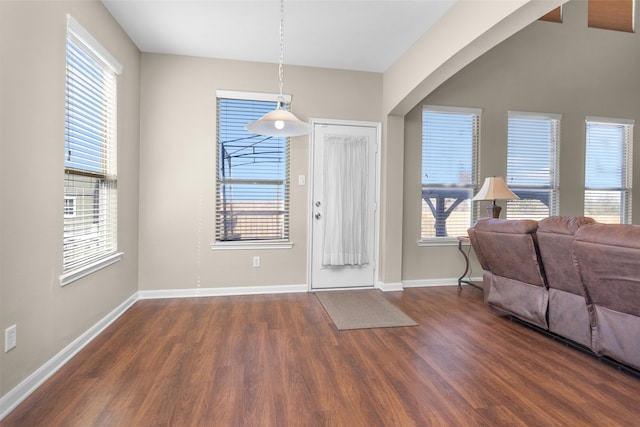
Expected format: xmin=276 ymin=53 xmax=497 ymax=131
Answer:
xmin=63 ymin=16 xmax=121 ymax=279
xmin=585 ymin=117 xmax=633 ymax=224
xmin=507 ymin=112 xmax=560 ymax=220
xmin=421 ymin=106 xmax=480 ymax=240
xmin=216 ymin=92 xmax=290 ymax=242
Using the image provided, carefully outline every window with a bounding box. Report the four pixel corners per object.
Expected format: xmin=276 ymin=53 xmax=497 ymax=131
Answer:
xmin=507 ymin=111 xmax=560 ymax=220
xmin=62 ymin=15 xmax=122 ymax=284
xmin=584 ymin=117 xmax=633 ymax=224
xmin=588 ymin=0 xmax=634 ymax=33
xmin=421 ymin=106 xmax=480 ymax=241
xmin=64 ymin=197 xmax=76 ymax=218
xmin=215 ymin=91 xmax=290 ymax=245
xmin=539 ymin=6 xmax=562 ymax=23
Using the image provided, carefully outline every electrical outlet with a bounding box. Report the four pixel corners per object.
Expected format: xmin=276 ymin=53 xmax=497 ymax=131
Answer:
xmin=5 ymin=325 xmax=16 ymax=352
xmin=253 ymin=256 xmax=260 ymax=267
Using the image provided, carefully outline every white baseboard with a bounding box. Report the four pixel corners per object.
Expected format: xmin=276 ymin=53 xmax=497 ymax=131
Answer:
xmin=0 ymin=292 xmax=138 ymax=421
xmin=377 ymin=281 xmax=404 ymax=292
xmin=402 ymin=277 xmax=481 ymax=288
xmin=137 ymin=284 xmax=308 ymax=300
xmin=402 ymin=278 xmax=455 ymax=288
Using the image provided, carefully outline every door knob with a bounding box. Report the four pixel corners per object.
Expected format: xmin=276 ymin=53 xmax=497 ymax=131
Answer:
xmin=315 ymin=212 xmax=321 ymax=219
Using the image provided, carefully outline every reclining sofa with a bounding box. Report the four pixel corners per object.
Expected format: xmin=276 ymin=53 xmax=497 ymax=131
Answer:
xmin=468 ymin=216 xmax=640 ymax=372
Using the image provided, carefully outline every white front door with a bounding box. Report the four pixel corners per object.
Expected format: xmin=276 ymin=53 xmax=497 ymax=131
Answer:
xmin=309 ymin=120 xmax=379 ymax=290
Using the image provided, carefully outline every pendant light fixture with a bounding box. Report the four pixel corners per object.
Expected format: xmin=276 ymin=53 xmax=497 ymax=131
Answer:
xmin=245 ymin=0 xmax=311 ymax=137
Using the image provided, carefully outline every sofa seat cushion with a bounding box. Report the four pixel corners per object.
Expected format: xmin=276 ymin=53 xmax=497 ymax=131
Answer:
xmin=548 ymin=288 xmax=592 ymax=349
xmin=487 ymin=274 xmax=549 ymax=329
xmin=593 ymin=305 xmax=640 ymax=370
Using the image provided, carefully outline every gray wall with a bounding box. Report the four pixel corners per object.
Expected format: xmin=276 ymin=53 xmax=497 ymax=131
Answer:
xmin=0 ymin=1 xmax=140 ymax=395
xmin=138 ymin=54 xmax=382 ymax=291
xmin=402 ymin=0 xmax=640 ymax=281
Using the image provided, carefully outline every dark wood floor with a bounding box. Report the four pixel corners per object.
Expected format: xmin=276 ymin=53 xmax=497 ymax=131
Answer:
xmin=3 ymin=286 xmax=640 ymax=426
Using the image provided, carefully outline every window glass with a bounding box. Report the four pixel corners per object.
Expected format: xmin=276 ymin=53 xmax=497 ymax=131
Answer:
xmin=507 ymin=112 xmax=560 ymax=220
xmin=421 ymin=106 xmax=480 ymax=239
xmin=585 ymin=118 xmax=633 ymax=223
xmin=63 ymin=16 xmax=120 ymax=278
xmin=64 ymin=197 xmax=76 ymax=218
xmin=539 ymin=6 xmax=562 ymax=23
xmin=215 ymin=95 xmax=290 ymax=242
xmin=588 ymin=0 xmax=634 ymax=32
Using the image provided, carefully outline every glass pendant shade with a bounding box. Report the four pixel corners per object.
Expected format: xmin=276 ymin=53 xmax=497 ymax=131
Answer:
xmin=245 ymin=106 xmax=311 ymax=137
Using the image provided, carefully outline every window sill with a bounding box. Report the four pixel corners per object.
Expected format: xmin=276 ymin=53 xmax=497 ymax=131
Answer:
xmin=60 ymin=252 xmax=123 ymax=287
xmin=210 ymin=241 xmax=293 ymax=250
xmin=417 ymin=238 xmax=460 ymax=247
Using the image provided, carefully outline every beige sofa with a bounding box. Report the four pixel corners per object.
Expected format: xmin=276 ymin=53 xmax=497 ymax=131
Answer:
xmin=573 ymin=223 xmax=640 ymax=371
xmin=468 ymin=216 xmax=640 ymax=372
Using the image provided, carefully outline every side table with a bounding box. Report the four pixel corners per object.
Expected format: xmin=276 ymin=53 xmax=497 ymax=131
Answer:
xmin=457 ymin=236 xmax=483 ymax=291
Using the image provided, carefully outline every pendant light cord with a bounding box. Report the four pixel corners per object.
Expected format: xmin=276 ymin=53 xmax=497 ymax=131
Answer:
xmin=278 ymin=0 xmax=285 ymax=107
xmin=244 ymin=0 xmax=310 ymax=136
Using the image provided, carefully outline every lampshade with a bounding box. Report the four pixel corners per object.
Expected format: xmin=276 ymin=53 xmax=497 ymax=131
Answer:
xmin=472 ymin=176 xmax=519 ymax=201
xmin=245 ymin=104 xmax=311 ymax=137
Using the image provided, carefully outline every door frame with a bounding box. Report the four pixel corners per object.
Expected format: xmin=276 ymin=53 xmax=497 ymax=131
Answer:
xmin=306 ymin=118 xmax=382 ymax=290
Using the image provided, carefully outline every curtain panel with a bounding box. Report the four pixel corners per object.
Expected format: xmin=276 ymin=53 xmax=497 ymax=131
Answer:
xmin=322 ymin=134 xmax=369 ymax=267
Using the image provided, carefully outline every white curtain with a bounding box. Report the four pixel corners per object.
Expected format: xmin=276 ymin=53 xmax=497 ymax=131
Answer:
xmin=322 ymin=134 xmax=369 ymax=267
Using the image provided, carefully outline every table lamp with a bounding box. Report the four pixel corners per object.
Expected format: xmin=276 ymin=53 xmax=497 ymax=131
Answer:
xmin=472 ymin=176 xmax=519 ymax=218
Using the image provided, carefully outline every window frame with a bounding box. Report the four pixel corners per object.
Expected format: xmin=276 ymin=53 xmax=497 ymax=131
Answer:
xmin=584 ymin=116 xmax=634 ymax=224
xmin=506 ymin=111 xmax=561 ymax=220
xmin=419 ymin=105 xmax=481 ymax=245
xmin=212 ymin=90 xmax=293 ymax=250
xmin=60 ymin=15 xmax=123 ymax=286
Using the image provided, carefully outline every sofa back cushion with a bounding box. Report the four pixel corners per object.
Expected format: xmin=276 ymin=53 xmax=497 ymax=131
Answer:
xmin=574 ymin=223 xmax=640 ymax=317
xmin=470 ymin=218 xmax=545 ymax=287
xmin=467 ymin=226 xmax=489 ymax=271
xmin=537 ymin=216 xmax=596 ymax=295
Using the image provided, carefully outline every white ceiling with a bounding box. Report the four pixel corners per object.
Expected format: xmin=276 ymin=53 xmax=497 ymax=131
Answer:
xmin=101 ymin=0 xmax=457 ymax=73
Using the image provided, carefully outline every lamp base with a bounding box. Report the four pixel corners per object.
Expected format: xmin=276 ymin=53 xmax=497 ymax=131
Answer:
xmin=486 ymin=204 xmax=502 ymax=219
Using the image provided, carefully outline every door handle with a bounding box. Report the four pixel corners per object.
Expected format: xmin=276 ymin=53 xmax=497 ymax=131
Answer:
xmin=315 ymin=212 xmax=321 ymax=219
